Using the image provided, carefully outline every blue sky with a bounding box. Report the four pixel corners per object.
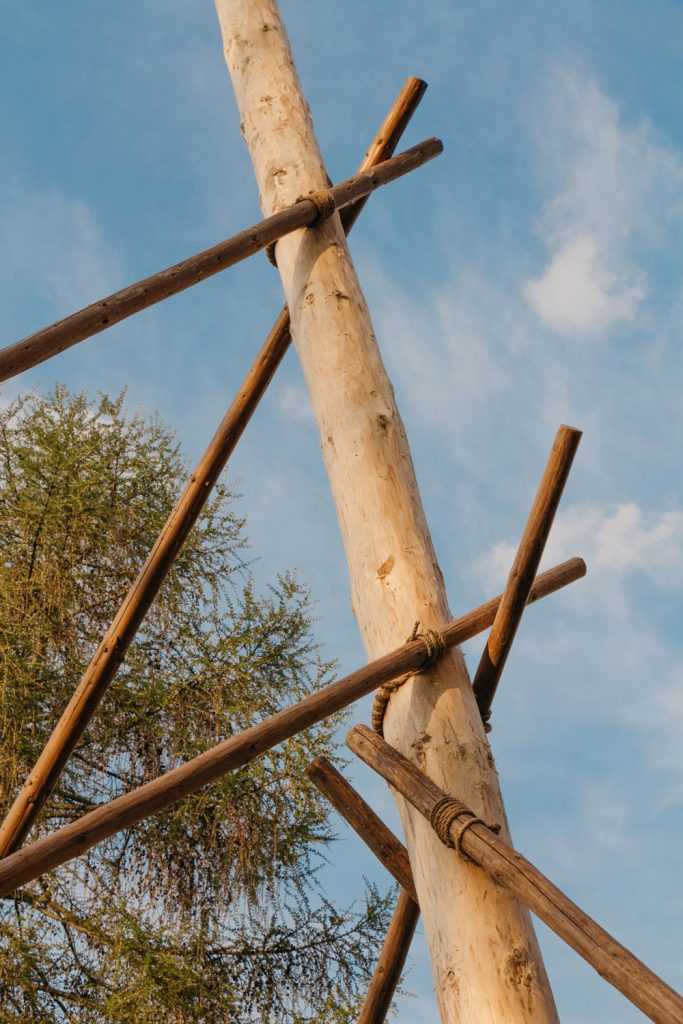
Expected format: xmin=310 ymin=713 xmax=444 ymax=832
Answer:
xmin=1 ymin=2 xmax=682 ymax=1020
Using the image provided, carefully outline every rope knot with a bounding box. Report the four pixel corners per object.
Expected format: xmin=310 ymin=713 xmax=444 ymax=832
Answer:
xmin=265 ymin=189 xmax=337 ymax=267
xmin=371 ymin=622 xmax=446 ymax=736
xmin=429 ymin=796 xmax=501 ymax=857
xmin=300 ymin=188 xmax=336 ymax=224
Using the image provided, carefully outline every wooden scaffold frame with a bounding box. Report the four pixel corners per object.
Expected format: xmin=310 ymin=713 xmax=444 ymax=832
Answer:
xmin=0 ymin=3 xmax=680 ymax=1022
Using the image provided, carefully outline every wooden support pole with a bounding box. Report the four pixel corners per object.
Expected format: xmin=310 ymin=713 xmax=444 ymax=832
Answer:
xmin=0 ymin=137 xmax=439 ymax=383
xmin=473 ymin=424 xmax=582 ymax=728
xmin=0 ymin=79 xmax=427 ymax=859
xmin=307 ymin=756 xmax=419 ymax=1024
xmin=358 ymin=890 xmax=420 ymax=1024
xmin=0 ymin=559 xmax=582 ymax=896
xmin=306 ymin=756 xmax=416 ymax=900
xmin=347 ymin=724 xmax=683 ymax=1024
xmin=216 ymin=3 xmax=561 ymax=1017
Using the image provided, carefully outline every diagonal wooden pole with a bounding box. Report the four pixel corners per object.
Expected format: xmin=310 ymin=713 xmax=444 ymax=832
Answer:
xmin=0 ymin=136 xmax=439 ymax=383
xmin=215 ymin=2 xmax=559 ymax=1018
xmin=0 ymin=559 xmax=583 ymax=897
xmin=0 ymin=79 xmax=428 ymax=860
xmin=306 ymin=756 xmax=416 ymax=900
xmin=473 ymin=424 xmax=581 ymax=729
xmin=358 ymin=890 xmax=420 ymax=1024
xmin=348 ymin=724 xmax=683 ymax=1024
xmin=306 ymin=756 xmax=418 ymax=1024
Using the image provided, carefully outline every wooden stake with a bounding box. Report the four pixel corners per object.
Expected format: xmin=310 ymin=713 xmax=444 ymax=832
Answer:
xmin=358 ymin=890 xmax=420 ymax=1024
xmin=0 ymin=138 xmax=440 ymax=383
xmin=473 ymin=424 xmax=581 ymax=728
xmin=216 ymin=4 xmax=560 ymax=1017
xmin=0 ymin=79 xmax=428 ymax=859
xmin=306 ymin=756 xmax=416 ymax=901
xmin=0 ymin=559 xmax=582 ymax=896
xmin=347 ymin=724 xmax=683 ymax=1024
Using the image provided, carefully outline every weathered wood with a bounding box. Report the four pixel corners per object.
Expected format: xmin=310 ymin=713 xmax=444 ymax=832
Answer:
xmin=216 ymin=4 xmax=560 ymax=1018
xmin=306 ymin=756 xmax=416 ymax=901
xmin=358 ymin=889 xmax=420 ymax=1024
xmin=0 ymin=79 xmax=428 ymax=859
xmin=0 ymin=138 xmax=440 ymax=382
xmin=0 ymin=559 xmax=582 ymax=896
xmin=473 ymin=424 xmax=582 ymax=727
xmin=348 ymin=724 xmax=683 ymax=1024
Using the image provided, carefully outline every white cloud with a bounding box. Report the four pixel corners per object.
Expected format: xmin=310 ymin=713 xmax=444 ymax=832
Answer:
xmin=480 ymin=502 xmax=683 ymax=592
xmin=524 ymin=71 xmax=683 ymax=336
xmin=525 ymin=234 xmax=645 ymax=333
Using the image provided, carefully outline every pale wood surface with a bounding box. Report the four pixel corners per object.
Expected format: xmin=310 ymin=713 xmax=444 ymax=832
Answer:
xmin=358 ymin=889 xmax=420 ymax=1024
xmin=0 ymin=80 xmax=428 ymax=859
xmin=473 ymin=424 xmax=581 ymax=726
xmin=348 ymin=724 xmax=683 ymax=1024
xmin=216 ymin=2 xmax=560 ymax=1018
xmin=0 ymin=138 xmax=439 ymax=382
xmin=0 ymin=559 xmax=583 ymax=898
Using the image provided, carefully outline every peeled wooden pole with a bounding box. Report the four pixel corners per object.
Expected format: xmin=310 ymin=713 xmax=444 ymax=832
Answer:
xmin=216 ymin=4 xmax=560 ymax=1018
xmin=348 ymin=724 xmax=683 ymax=1024
xmin=0 ymin=137 xmax=439 ymax=383
xmin=473 ymin=424 xmax=582 ymax=727
xmin=0 ymin=79 xmax=427 ymax=859
xmin=358 ymin=890 xmax=420 ymax=1024
xmin=0 ymin=560 xmax=582 ymax=897
xmin=306 ymin=756 xmax=416 ymax=900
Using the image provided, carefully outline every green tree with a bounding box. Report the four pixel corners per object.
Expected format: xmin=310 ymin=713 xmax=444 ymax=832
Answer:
xmin=0 ymin=386 xmax=392 ymax=1023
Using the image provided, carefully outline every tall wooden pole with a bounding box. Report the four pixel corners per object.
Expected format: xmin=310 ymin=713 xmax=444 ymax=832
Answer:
xmin=215 ymin=3 xmax=559 ymax=1020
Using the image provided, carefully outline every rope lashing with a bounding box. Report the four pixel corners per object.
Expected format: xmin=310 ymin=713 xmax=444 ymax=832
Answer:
xmin=265 ymin=188 xmax=337 ymax=267
xmin=371 ymin=622 xmax=446 ymax=736
xmin=429 ymin=796 xmax=501 ymax=857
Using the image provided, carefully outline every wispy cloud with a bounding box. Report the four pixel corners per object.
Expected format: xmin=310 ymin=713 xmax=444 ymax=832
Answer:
xmin=523 ymin=69 xmax=683 ymax=336
xmin=525 ymin=234 xmax=645 ymax=334
xmin=0 ymin=183 xmax=120 ymax=317
xmin=480 ymin=502 xmax=683 ymax=592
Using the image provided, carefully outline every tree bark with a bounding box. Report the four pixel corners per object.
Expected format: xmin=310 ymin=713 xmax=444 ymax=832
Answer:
xmin=215 ymin=2 xmax=560 ymax=1020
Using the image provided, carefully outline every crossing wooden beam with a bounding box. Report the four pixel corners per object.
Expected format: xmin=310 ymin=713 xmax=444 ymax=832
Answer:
xmin=0 ymin=78 xmax=428 ymax=859
xmin=473 ymin=424 xmax=581 ymax=729
xmin=0 ymin=558 xmax=583 ymax=896
xmin=347 ymin=724 xmax=683 ymax=1024
xmin=0 ymin=136 xmax=440 ymax=383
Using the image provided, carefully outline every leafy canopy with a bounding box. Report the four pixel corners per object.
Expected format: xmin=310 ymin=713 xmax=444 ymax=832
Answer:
xmin=0 ymin=386 xmax=392 ymax=1023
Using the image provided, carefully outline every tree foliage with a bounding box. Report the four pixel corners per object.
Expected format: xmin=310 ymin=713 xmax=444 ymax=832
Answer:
xmin=0 ymin=386 xmax=392 ymax=1022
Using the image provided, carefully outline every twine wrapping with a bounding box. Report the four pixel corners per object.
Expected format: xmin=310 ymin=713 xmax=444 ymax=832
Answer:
xmin=371 ymin=623 xmax=446 ymax=736
xmin=265 ymin=188 xmax=336 ymax=267
xmin=429 ymin=796 xmax=501 ymax=858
